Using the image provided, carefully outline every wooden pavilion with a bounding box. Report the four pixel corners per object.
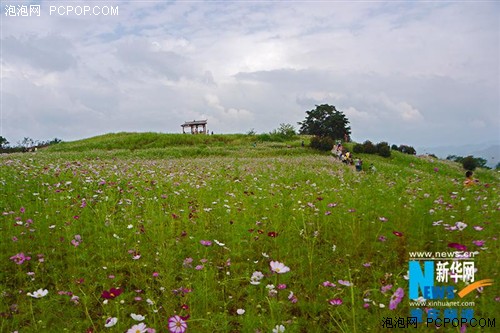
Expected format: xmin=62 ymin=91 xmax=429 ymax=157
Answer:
xmin=181 ymin=120 xmax=207 ymax=134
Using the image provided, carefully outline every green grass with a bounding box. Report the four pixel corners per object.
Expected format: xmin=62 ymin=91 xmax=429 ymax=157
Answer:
xmin=1 ymin=134 xmax=499 ymax=332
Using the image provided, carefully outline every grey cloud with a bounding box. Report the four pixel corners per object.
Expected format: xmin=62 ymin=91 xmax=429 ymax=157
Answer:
xmin=2 ymin=34 xmax=76 ymax=72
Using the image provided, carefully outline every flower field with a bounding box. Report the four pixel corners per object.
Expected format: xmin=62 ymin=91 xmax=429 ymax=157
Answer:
xmin=1 ymin=150 xmax=498 ymax=332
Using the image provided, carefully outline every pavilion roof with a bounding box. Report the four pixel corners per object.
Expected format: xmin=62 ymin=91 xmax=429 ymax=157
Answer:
xmin=181 ymin=120 xmax=207 ymax=127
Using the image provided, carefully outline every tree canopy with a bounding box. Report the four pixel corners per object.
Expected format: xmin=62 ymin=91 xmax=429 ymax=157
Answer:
xmin=298 ymin=104 xmax=351 ymax=141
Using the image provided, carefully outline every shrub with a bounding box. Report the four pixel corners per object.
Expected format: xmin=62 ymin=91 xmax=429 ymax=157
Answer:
xmin=353 ymin=143 xmax=364 ymax=154
xmin=376 ymin=142 xmax=391 ymax=158
xmin=362 ymin=140 xmax=377 ymax=154
xmin=398 ymin=144 xmax=416 ymax=155
xmin=310 ymin=136 xmax=334 ymax=151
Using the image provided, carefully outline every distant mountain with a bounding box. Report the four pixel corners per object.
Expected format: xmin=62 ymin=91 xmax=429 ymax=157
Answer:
xmin=418 ymin=143 xmax=500 ymax=168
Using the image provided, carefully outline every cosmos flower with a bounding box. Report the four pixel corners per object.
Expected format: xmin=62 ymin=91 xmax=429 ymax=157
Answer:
xmin=200 ymin=240 xmax=212 ymax=246
xmin=272 ymin=324 xmax=286 ymax=333
xmin=10 ymin=252 xmax=31 ymax=265
xmin=131 ymin=313 xmax=145 ymax=321
xmin=27 ymin=288 xmax=48 ymax=298
xmin=104 ymin=317 xmax=118 ymax=328
xmin=448 ymin=243 xmax=467 ymax=251
xmin=338 ymin=280 xmax=352 ymax=287
xmin=101 ymin=287 xmax=122 ymax=299
xmin=381 ymin=284 xmax=393 ymax=293
xmin=250 ymin=271 xmax=264 ymax=285
xmin=328 ymin=298 xmax=343 ymax=305
xmin=389 ymin=288 xmax=404 ymax=310
xmin=392 ymin=231 xmax=403 ymax=237
xmin=127 ymin=323 xmax=147 ymax=333
xmin=236 ymin=308 xmax=245 ymax=315
xmin=168 ymin=315 xmax=187 ymax=333
xmin=270 ymin=261 xmax=290 ymax=274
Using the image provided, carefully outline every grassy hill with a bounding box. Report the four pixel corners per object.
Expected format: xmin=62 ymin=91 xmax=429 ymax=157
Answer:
xmin=1 ymin=132 xmax=499 ymax=332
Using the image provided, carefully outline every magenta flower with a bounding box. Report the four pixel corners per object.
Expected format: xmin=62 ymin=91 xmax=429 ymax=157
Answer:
xmin=328 ymin=298 xmax=343 ymax=305
xmin=168 ymin=315 xmax=187 ymax=333
xmin=101 ymin=287 xmax=122 ymax=299
xmin=10 ymin=252 xmax=31 ymax=265
xmin=392 ymin=231 xmax=403 ymax=237
xmin=200 ymin=240 xmax=212 ymax=246
xmin=472 ymin=240 xmax=485 ymax=247
xmin=448 ymin=242 xmax=467 ymax=251
xmin=389 ymin=288 xmax=404 ymax=310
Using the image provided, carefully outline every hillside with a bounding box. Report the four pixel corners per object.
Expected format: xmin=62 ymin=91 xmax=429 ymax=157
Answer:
xmin=34 ymin=132 xmax=500 ymax=184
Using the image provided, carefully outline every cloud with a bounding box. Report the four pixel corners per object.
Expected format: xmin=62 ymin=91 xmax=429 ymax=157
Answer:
xmin=0 ymin=1 xmax=498 ymax=148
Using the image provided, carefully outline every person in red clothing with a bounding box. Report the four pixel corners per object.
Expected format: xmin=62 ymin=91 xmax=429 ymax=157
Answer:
xmin=463 ymin=170 xmax=478 ymax=187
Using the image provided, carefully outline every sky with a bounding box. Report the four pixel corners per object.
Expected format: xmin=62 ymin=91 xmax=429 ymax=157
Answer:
xmin=1 ymin=0 xmax=499 ymax=151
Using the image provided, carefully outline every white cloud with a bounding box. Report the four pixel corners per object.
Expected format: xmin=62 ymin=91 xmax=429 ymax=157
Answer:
xmin=0 ymin=1 xmax=498 ymax=148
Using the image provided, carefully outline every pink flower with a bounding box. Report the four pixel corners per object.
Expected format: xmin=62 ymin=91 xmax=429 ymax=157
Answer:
xmin=168 ymin=315 xmax=187 ymax=333
xmin=338 ymin=280 xmax=352 ymax=287
xmin=322 ymin=281 xmax=336 ymax=287
xmin=152 ymin=272 xmax=159 ymax=277
xmin=381 ymin=284 xmax=393 ymax=293
xmin=328 ymin=298 xmax=343 ymax=305
xmin=389 ymin=288 xmax=404 ymax=310
xmin=270 ymin=261 xmax=290 ymax=274
xmin=127 ymin=323 xmax=147 ymax=333
xmin=472 ymin=240 xmax=485 ymax=247
xmin=277 ymin=284 xmax=287 ymax=290
xmin=10 ymin=252 xmax=31 ymax=265
xmin=200 ymin=240 xmax=212 ymax=246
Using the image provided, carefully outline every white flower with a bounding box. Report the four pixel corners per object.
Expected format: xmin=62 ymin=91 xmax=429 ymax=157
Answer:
xmin=455 ymin=221 xmax=468 ymax=231
xmin=236 ymin=308 xmax=245 ymax=315
xmin=214 ymin=239 xmax=225 ymax=246
xmin=130 ymin=313 xmax=145 ymax=321
xmin=126 ymin=323 xmax=147 ymax=333
xmin=262 ymin=252 xmax=269 ymax=258
xmin=270 ymin=261 xmax=290 ymax=274
xmin=273 ymin=324 xmax=286 ymax=333
xmin=27 ymin=288 xmax=48 ymax=298
xmin=250 ymin=271 xmax=264 ymax=285
xmin=127 ymin=224 xmax=133 ymax=229
xmin=104 ymin=317 xmax=118 ymax=327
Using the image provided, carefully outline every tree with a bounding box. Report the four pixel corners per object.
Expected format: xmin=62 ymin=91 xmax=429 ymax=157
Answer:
xmin=0 ymin=136 xmax=9 ymax=148
xmin=298 ymin=104 xmax=351 ymax=141
xmin=275 ymin=123 xmax=296 ymax=139
xmin=462 ymin=155 xmax=477 ymax=171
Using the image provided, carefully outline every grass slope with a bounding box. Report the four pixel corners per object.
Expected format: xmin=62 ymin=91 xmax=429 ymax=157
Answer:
xmin=1 ymin=133 xmax=498 ymax=332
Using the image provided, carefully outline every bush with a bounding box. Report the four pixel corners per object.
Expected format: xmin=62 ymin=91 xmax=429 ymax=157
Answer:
xmin=462 ymin=155 xmax=477 ymax=171
xmin=353 ymin=143 xmax=364 ymax=154
xmin=376 ymin=142 xmax=391 ymax=158
xmin=310 ymin=136 xmax=334 ymax=151
xmin=362 ymin=140 xmax=377 ymax=154
xmin=398 ymin=144 xmax=416 ymax=155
